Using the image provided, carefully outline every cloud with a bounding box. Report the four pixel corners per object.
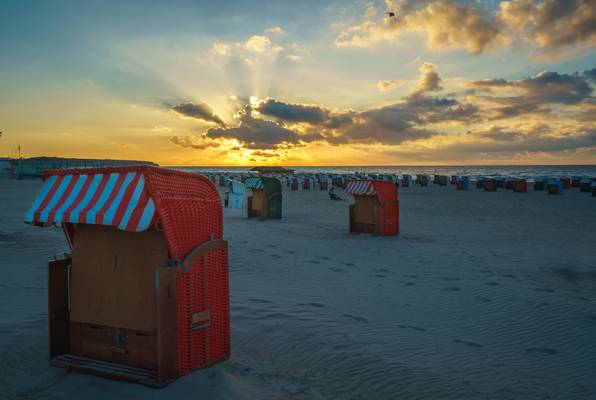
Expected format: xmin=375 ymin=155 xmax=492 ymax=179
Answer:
xmin=335 ymin=0 xmax=596 ymax=55
xmin=286 ymin=54 xmax=302 ymax=62
xmin=167 ymin=64 xmax=594 ymax=161
xmin=335 ymin=0 xmax=503 ymax=54
xmin=211 ymin=42 xmax=232 ymax=56
xmin=584 ymin=68 xmax=596 ymax=84
xmin=498 ymin=0 xmax=596 ymax=51
xmin=255 ymin=98 xmax=330 ymax=123
xmin=170 ymin=102 xmax=225 ymax=126
xmin=265 ymin=26 xmax=285 ymax=34
xmin=412 ymin=62 xmax=442 ymax=95
xmin=205 ymin=105 xmax=321 ymax=149
xmin=170 ymin=135 xmax=221 ymax=150
xmin=377 ymin=79 xmax=404 ymax=91
xmin=471 ymin=70 xmax=594 ymax=119
xmin=244 ymin=35 xmax=283 ymax=53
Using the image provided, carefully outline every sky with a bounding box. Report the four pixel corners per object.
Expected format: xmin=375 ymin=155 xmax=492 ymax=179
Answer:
xmin=0 ymin=0 xmax=595 ymax=166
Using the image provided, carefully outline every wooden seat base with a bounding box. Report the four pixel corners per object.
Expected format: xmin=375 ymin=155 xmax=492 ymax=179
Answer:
xmin=51 ymin=354 xmax=171 ymax=388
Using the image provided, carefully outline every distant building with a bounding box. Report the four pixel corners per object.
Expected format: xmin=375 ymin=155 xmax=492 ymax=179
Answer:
xmin=0 ymin=157 xmax=11 ymax=171
xmin=16 ymin=157 xmax=158 ymax=179
xmin=250 ymin=166 xmax=294 ymax=174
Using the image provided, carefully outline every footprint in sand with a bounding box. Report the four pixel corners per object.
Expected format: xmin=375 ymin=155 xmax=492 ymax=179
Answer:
xmin=441 ymin=277 xmax=461 ymax=282
xmin=328 ymin=267 xmax=343 ymax=273
xmin=317 ymin=255 xmax=330 ymax=260
xmin=307 ymin=260 xmax=320 ymax=264
xmin=297 ymin=302 xmax=325 ymax=308
xmin=486 ymin=281 xmax=501 ymax=286
xmin=400 ymin=281 xmax=416 ymax=286
xmin=376 ymin=268 xmax=388 ymax=273
xmin=270 ymin=254 xmax=281 ymax=259
xmin=249 ymin=248 xmax=265 ymax=253
xmin=342 ymin=262 xmax=355 ymax=267
xmin=403 ymin=274 xmax=418 ymax=279
xmin=443 ymin=286 xmax=462 ymax=291
xmin=284 ymin=250 xmax=296 ymax=254
xmin=526 ymin=347 xmax=558 ymax=355
xmin=343 ymin=313 xmax=368 ymax=323
xmin=534 ymin=288 xmax=556 ymax=293
xmin=453 ymin=339 xmax=483 ymax=348
xmin=266 ymin=244 xmax=276 ymax=248
xmin=584 ymin=315 xmax=596 ymax=321
xmin=249 ymin=298 xmax=271 ymax=304
xmin=398 ymin=324 xmax=426 ymax=332
xmin=474 ymin=296 xmax=493 ymax=303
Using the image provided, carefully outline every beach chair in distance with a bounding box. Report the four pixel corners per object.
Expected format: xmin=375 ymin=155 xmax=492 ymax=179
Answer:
xmin=513 ymin=179 xmax=528 ymax=193
xmin=245 ymin=177 xmax=282 ymax=220
xmin=346 ymin=180 xmax=399 ymax=236
xmin=226 ymin=179 xmax=246 ymax=209
xmin=561 ymin=177 xmax=571 ymax=189
xmin=484 ymin=179 xmax=497 ymax=191
xmin=24 ymin=166 xmax=230 ymax=387
xmin=457 ymin=176 xmax=470 ymax=190
xmin=290 ymin=178 xmax=299 ymax=191
xmin=579 ymin=178 xmax=591 ymax=193
xmin=534 ymin=179 xmax=545 ymax=191
xmin=592 ymin=182 xmax=596 ymax=197
xmin=547 ymin=179 xmax=563 ymax=195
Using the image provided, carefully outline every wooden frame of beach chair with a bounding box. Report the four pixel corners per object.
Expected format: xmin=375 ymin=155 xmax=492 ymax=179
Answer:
xmin=290 ymin=178 xmax=299 ymax=191
xmin=245 ymin=177 xmax=282 ymax=220
xmin=25 ymin=166 xmax=230 ymax=387
xmin=484 ymin=179 xmax=497 ymax=191
xmin=547 ymin=180 xmax=563 ymax=195
xmin=513 ymin=179 xmax=527 ymax=193
xmin=346 ymin=180 xmax=399 ymax=236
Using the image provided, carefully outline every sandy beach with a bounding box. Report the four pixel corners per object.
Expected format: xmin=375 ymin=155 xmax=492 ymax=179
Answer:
xmin=2 ymin=174 xmax=596 ymax=399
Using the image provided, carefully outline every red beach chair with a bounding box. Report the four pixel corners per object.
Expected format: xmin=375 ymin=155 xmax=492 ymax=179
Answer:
xmin=346 ymin=180 xmax=399 ymax=236
xmin=24 ymin=166 xmax=230 ymax=386
xmin=513 ymin=179 xmax=527 ymax=193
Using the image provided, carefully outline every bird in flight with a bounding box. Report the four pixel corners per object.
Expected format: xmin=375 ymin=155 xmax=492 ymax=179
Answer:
xmin=385 ymin=11 xmax=396 ymax=17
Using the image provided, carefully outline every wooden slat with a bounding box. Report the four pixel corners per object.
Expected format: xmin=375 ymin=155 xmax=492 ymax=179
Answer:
xmin=156 ymin=266 xmax=181 ymax=383
xmin=48 ymin=258 xmax=71 ymax=359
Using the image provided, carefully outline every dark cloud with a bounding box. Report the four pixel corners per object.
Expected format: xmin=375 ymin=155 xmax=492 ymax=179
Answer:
xmin=256 ymin=98 xmax=329 ymax=123
xmin=584 ymin=68 xmax=596 ymax=84
xmin=170 ymin=102 xmax=225 ymax=126
xmin=464 ymin=124 xmax=596 ymax=153
xmin=170 ymin=135 xmax=221 ymax=150
xmin=499 ymin=0 xmax=596 ymax=51
xmin=471 ymin=70 xmax=594 ymax=118
xmin=205 ymin=105 xmax=323 ymax=149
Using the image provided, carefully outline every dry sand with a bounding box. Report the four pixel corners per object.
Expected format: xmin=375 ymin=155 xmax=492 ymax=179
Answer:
xmin=1 ymin=174 xmax=596 ymax=399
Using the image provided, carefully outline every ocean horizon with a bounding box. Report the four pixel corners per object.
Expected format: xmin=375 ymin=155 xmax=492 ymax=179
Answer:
xmin=175 ymin=165 xmax=596 ymax=179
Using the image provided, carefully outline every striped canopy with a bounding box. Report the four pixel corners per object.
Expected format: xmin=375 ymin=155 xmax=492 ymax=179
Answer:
xmin=244 ymin=177 xmax=264 ymax=190
xmin=345 ymin=180 xmax=376 ymax=196
xmin=25 ymin=170 xmax=156 ymax=232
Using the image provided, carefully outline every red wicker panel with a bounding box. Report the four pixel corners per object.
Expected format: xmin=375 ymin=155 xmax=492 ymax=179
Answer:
xmin=176 ymin=248 xmax=230 ymax=373
xmin=141 ymin=167 xmax=229 ymax=375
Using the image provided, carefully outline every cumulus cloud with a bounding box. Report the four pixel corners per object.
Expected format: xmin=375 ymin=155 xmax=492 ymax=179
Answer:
xmin=498 ymin=0 xmax=596 ymax=51
xmin=255 ymin=98 xmax=330 ymax=123
xmin=471 ymin=70 xmax=594 ymax=118
xmin=167 ymin=63 xmax=594 ymax=161
xmin=584 ymin=68 xmax=596 ymax=84
xmin=412 ymin=62 xmax=442 ymax=95
xmin=335 ymin=0 xmax=596 ymax=55
xmin=377 ymin=79 xmax=404 ymax=91
xmin=265 ymin=26 xmax=285 ymax=34
xmin=205 ymin=105 xmax=322 ymax=149
xmin=170 ymin=135 xmax=221 ymax=150
xmin=170 ymin=102 xmax=225 ymax=126
xmin=335 ymin=0 xmax=503 ymax=54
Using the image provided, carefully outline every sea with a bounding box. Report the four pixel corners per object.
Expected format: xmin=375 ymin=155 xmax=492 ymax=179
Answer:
xmin=175 ymin=165 xmax=596 ymax=179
